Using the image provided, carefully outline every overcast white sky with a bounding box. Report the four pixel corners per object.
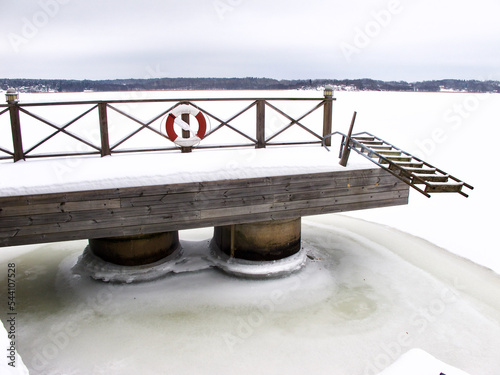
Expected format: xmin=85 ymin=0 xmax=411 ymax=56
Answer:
xmin=1 ymin=0 xmax=499 ymax=81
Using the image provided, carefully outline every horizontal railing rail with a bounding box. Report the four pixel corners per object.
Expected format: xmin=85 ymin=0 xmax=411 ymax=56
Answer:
xmin=0 ymin=96 xmax=335 ymax=162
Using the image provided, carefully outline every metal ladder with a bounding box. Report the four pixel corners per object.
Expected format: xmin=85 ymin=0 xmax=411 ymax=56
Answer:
xmin=344 ymin=132 xmax=474 ymax=198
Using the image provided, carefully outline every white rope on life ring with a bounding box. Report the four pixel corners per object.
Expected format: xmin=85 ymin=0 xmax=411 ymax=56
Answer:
xmin=165 ymin=104 xmax=207 ymax=147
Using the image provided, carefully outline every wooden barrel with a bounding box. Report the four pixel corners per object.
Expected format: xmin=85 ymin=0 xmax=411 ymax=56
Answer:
xmin=89 ymin=232 xmax=179 ymax=266
xmin=213 ymin=218 xmax=301 ymax=261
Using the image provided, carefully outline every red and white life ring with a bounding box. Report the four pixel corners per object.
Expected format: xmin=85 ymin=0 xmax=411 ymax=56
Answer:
xmin=165 ymin=104 xmax=207 ymax=147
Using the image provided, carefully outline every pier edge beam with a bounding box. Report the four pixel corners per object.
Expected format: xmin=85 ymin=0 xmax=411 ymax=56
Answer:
xmin=88 ymin=231 xmax=180 ymax=266
xmin=213 ymin=217 xmax=301 ymax=261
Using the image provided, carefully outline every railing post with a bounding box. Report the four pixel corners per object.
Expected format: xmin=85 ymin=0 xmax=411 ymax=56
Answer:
xmin=9 ymin=103 xmax=24 ymax=162
xmin=256 ymin=100 xmax=265 ymax=148
xmin=5 ymin=89 xmax=24 ymax=162
xmin=322 ymin=85 xmax=334 ymax=147
xmin=98 ymin=102 xmax=111 ymax=157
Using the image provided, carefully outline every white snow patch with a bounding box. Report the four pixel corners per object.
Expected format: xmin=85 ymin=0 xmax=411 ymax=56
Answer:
xmin=1 ymin=219 xmax=499 ymax=375
xmin=1 ymin=320 xmax=29 ymax=375
xmin=72 ymin=244 xmax=184 ymax=283
xmin=0 ymin=147 xmax=371 ymax=197
xmin=378 ymin=348 xmax=471 ymax=375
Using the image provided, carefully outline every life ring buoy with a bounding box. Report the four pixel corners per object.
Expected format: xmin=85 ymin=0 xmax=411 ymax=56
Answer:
xmin=165 ymin=104 xmax=207 ymax=147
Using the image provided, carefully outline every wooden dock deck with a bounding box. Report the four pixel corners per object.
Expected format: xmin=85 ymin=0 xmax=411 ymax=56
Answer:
xmin=0 ymin=167 xmax=409 ymax=248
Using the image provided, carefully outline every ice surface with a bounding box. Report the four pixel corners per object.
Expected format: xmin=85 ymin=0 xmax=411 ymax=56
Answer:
xmin=378 ymin=348 xmax=471 ymax=375
xmin=0 ymin=90 xmax=499 ymax=374
xmin=1 ymin=320 xmax=29 ymax=375
xmin=1 ymin=219 xmax=499 ymax=375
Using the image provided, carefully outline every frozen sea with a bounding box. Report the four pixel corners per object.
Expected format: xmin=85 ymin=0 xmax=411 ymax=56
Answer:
xmin=0 ymin=89 xmax=499 ymax=374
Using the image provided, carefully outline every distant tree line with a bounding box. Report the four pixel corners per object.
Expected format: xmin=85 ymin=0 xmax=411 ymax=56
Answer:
xmin=1 ymin=77 xmax=499 ymax=93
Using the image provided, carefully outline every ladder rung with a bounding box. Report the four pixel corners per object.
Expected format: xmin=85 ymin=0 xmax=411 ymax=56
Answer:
xmin=412 ymin=174 xmax=449 ymax=182
xmin=387 ymin=156 xmax=413 ymax=162
xmin=391 ymin=165 xmax=436 ymax=174
xmin=369 ymin=146 xmax=392 ymax=151
xmin=425 ymin=182 xmax=464 ymax=193
xmin=352 ymin=136 xmax=375 ymax=142
xmin=357 ymin=146 xmax=384 ymax=155
xmin=392 ymin=161 xmax=423 ymax=168
xmin=377 ymin=150 xmax=402 ymax=156
xmin=380 ymin=157 xmax=412 ymax=164
xmin=361 ymin=141 xmax=384 ymax=146
xmin=404 ymin=167 xmax=437 ymax=174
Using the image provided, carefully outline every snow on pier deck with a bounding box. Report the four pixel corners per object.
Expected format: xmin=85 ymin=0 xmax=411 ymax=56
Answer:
xmin=0 ymin=147 xmax=409 ymax=247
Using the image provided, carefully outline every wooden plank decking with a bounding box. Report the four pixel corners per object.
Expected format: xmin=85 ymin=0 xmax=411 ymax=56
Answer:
xmin=0 ymin=167 xmax=409 ymax=247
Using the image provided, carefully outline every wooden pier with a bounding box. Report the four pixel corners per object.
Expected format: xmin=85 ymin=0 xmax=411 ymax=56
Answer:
xmin=0 ymin=89 xmax=471 ymax=271
xmin=0 ymin=167 xmax=408 ymax=248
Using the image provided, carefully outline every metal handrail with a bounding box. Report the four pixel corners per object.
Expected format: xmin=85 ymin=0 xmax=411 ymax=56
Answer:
xmin=321 ymin=131 xmax=347 ymax=158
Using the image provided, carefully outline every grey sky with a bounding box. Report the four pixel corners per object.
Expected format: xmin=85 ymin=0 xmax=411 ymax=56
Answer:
xmin=1 ymin=0 xmax=499 ymax=81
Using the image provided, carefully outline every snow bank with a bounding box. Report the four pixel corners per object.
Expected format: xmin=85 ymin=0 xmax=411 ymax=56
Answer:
xmin=378 ymin=348 xmax=471 ymax=375
xmin=1 ymin=218 xmax=498 ymax=375
xmin=1 ymin=320 xmax=29 ymax=375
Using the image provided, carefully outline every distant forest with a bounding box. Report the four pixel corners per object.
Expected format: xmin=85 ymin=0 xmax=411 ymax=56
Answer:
xmin=1 ymin=77 xmax=500 ymax=93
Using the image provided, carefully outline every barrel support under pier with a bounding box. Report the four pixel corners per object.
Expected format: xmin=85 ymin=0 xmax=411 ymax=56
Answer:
xmin=75 ymin=218 xmax=306 ymax=281
xmin=211 ymin=218 xmax=306 ymax=278
xmin=89 ymin=232 xmax=180 ymax=266
xmin=73 ymin=231 xmax=182 ymax=283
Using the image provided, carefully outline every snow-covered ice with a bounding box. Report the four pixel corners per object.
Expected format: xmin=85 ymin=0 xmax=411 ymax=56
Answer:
xmin=378 ymin=348 xmax=472 ymax=375
xmin=1 ymin=90 xmax=499 ymax=374
xmin=1 ymin=220 xmax=499 ymax=374
xmin=1 ymin=320 xmax=29 ymax=375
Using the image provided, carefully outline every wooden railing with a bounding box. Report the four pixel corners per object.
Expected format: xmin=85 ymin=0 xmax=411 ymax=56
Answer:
xmin=0 ymin=95 xmax=335 ymax=162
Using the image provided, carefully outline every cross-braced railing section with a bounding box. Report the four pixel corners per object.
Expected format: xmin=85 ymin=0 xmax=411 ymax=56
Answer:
xmin=0 ymin=101 xmax=104 ymax=161
xmin=104 ymin=102 xmax=176 ymax=154
xmin=189 ymin=100 xmax=260 ymax=149
xmin=0 ymin=95 xmax=335 ymax=162
xmin=264 ymin=100 xmax=326 ymax=146
xmin=19 ymin=104 xmax=102 ymax=158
